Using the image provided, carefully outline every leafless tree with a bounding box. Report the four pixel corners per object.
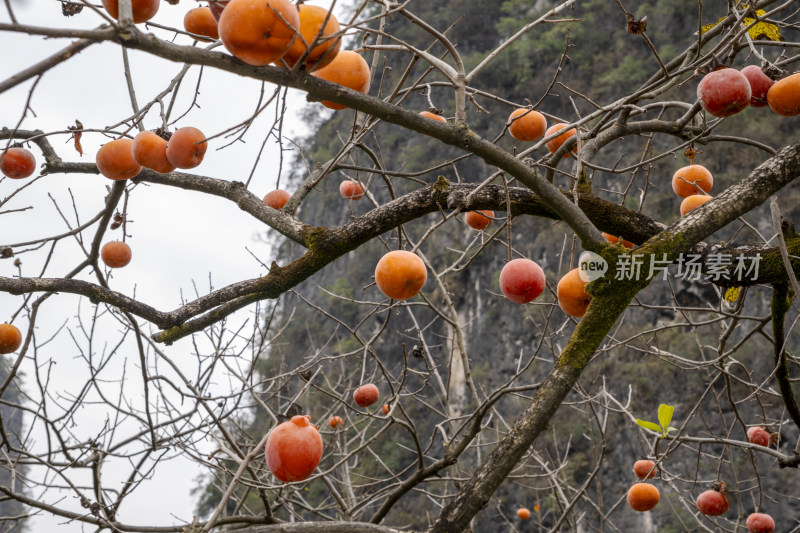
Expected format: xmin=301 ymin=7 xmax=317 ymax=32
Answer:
xmin=3 ymin=0 xmax=800 ymax=532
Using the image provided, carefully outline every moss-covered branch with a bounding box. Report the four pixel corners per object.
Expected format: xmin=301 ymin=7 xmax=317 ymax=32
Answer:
xmin=5 ymin=170 xmax=800 ymax=342
xmin=429 ymin=272 xmax=649 ymax=532
xmin=428 ymin=142 xmax=800 ymax=531
xmin=770 ymin=283 xmax=800 ymax=432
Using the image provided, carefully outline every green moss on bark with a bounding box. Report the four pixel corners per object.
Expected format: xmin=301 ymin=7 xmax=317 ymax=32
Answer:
xmin=756 ymin=237 xmax=800 ymax=284
xmin=433 ymin=175 xmax=451 ymax=192
xmin=302 ymin=226 xmax=331 ymax=250
xmin=560 ymin=275 xmax=649 ymax=370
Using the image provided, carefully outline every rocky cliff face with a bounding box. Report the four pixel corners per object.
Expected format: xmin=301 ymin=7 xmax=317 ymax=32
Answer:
xmin=258 ymin=0 xmax=800 ymax=530
xmin=0 ymin=360 xmax=26 ymax=531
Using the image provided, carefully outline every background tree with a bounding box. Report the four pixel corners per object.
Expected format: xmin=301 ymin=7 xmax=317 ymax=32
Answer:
xmin=2 ymin=0 xmax=800 ymax=532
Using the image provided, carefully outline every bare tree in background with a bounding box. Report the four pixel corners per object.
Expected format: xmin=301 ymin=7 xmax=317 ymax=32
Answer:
xmin=3 ymin=0 xmax=800 ymax=531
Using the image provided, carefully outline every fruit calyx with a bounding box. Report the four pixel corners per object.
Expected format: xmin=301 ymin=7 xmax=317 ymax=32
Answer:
xmin=152 ymin=127 xmax=172 ymax=141
xmin=696 ymin=57 xmax=730 ymax=76
xmin=762 ymin=64 xmax=785 ymax=81
xmin=291 ymin=414 xmax=310 ymax=427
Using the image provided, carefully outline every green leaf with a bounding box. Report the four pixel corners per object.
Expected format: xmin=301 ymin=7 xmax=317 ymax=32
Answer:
xmin=658 ymin=404 xmax=674 ymax=430
xmin=666 ymin=426 xmax=678 ymax=434
xmin=636 ymin=419 xmax=662 ymax=433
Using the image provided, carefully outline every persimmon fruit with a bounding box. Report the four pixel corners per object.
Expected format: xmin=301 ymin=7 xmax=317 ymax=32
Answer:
xmin=329 ymin=415 xmax=343 ymax=429
xmin=680 ymin=194 xmax=712 ymax=216
xmin=279 ymin=5 xmax=341 ymax=71
xmin=746 ymin=512 xmax=775 ymax=533
xmin=0 ymin=323 xmax=22 ymax=354
xmin=767 ymin=73 xmax=800 ymax=116
xmin=265 ymin=415 xmax=323 ymax=482
xmin=166 ymin=127 xmax=207 ymax=169
xmin=672 ymin=164 xmax=713 ymax=198
xmin=633 ymin=459 xmax=657 ymax=480
xmin=353 ymin=384 xmax=379 ymax=407
xmin=602 ymin=233 xmax=634 ymax=249
xmin=339 ymin=180 xmax=364 ymax=200
xmin=218 ymin=0 xmax=299 ymax=67
xmin=420 ymin=111 xmax=447 ymax=123
xmin=508 ymin=108 xmax=547 ymax=142
xmin=131 ymin=131 xmax=176 ymax=174
xmin=101 ymin=0 xmax=159 ymax=23
xmin=0 ymin=147 xmax=36 ymax=179
xmin=374 ymin=250 xmax=427 ymax=300
xmin=184 ymin=7 xmax=220 ymax=41
xmin=465 ymin=210 xmax=493 ymax=231
xmin=263 ymin=189 xmax=291 ymax=210
xmin=696 ymin=484 xmax=729 ymax=516
xmin=101 ymin=241 xmax=132 ymax=268
xmin=499 ymin=259 xmax=546 ymax=304
xmin=544 ymin=123 xmax=577 ymax=157
xmin=747 ymin=426 xmax=770 ymax=447
xmin=627 ymin=483 xmax=660 ymax=512
xmin=96 ymin=139 xmax=142 ymax=181
xmin=311 ymin=50 xmax=371 ymax=110
xmin=697 ymin=67 xmax=751 ymax=118
xmin=740 ymin=65 xmax=774 ymax=108
xmin=516 ymin=508 xmax=531 ymax=520
xmin=381 ymin=403 xmax=390 ymax=415
xmin=557 ymin=268 xmax=591 ymax=318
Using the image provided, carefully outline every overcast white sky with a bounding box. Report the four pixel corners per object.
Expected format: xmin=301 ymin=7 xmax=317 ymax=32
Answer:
xmin=0 ymin=1 xmax=340 ymax=530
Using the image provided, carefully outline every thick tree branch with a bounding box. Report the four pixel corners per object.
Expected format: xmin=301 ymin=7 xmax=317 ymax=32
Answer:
xmin=430 ymin=269 xmax=648 ymax=532
xmin=5 ymin=166 xmax=800 ymax=341
xmin=229 ymin=524 xmax=415 ymax=533
xmin=0 ymin=21 xmax=606 ymax=249
xmin=647 ymin=144 xmax=800 ymax=259
xmin=428 ymin=142 xmax=800 ymax=532
xmin=770 ymin=283 xmax=800 ymax=431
